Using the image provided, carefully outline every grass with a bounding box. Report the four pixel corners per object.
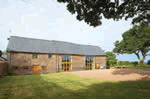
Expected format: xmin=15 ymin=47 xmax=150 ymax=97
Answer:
xmin=0 ymin=73 xmax=150 ymax=99
xmin=111 ymin=65 xmax=150 ymax=71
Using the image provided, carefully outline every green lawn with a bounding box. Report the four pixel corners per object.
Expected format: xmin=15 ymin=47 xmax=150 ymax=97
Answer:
xmin=0 ymin=73 xmax=150 ymax=99
xmin=111 ymin=65 xmax=150 ymax=71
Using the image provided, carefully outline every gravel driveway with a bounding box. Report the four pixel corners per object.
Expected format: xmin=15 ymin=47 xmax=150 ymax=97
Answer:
xmin=65 ymin=69 xmax=150 ymax=81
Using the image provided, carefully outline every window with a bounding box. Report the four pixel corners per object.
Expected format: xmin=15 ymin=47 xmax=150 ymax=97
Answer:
xmin=33 ymin=54 xmax=38 ymax=59
xmin=42 ymin=66 xmax=48 ymax=70
xmin=61 ymin=55 xmax=72 ymax=72
xmin=62 ymin=55 xmax=71 ymax=62
xmin=86 ymin=56 xmax=94 ymax=63
xmin=48 ymin=54 xmax=52 ymax=58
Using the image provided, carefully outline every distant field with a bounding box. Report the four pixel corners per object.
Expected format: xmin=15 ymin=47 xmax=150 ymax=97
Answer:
xmin=0 ymin=73 xmax=150 ymax=99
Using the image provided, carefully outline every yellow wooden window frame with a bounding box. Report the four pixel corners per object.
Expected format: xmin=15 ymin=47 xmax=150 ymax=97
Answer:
xmin=61 ymin=55 xmax=72 ymax=72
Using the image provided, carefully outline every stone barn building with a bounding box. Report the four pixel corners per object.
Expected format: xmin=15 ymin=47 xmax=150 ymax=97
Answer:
xmin=6 ymin=36 xmax=106 ymax=75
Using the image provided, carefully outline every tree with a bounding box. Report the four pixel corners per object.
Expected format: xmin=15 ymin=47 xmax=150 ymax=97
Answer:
xmin=57 ymin=0 xmax=150 ymax=27
xmin=2 ymin=51 xmax=7 ymax=54
xmin=113 ymin=23 xmax=150 ymax=64
xmin=105 ymin=51 xmax=117 ymax=66
xmin=0 ymin=50 xmax=2 ymax=57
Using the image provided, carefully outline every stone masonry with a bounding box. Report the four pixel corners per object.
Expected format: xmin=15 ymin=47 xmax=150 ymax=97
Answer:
xmin=7 ymin=52 xmax=106 ymax=75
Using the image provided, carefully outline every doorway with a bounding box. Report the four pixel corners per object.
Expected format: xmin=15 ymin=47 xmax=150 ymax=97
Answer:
xmin=61 ymin=55 xmax=72 ymax=72
xmin=32 ymin=65 xmax=40 ymax=74
xmin=85 ymin=56 xmax=94 ymax=70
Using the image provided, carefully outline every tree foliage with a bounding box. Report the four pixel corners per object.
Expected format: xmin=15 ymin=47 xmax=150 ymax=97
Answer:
xmin=147 ymin=60 xmax=150 ymax=65
xmin=0 ymin=50 xmax=2 ymax=57
xmin=57 ymin=0 xmax=150 ymax=27
xmin=2 ymin=51 xmax=7 ymax=54
xmin=105 ymin=51 xmax=117 ymax=66
xmin=113 ymin=23 xmax=150 ymax=64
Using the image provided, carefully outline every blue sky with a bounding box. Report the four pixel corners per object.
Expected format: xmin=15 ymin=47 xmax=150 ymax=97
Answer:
xmin=0 ymin=0 xmax=149 ymax=62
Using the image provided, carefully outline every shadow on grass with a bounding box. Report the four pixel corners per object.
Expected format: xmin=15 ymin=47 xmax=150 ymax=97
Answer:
xmin=0 ymin=74 xmax=150 ymax=99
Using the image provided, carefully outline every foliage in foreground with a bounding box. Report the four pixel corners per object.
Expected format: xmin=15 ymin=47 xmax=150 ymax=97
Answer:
xmin=58 ymin=0 xmax=150 ymax=27
xmin=0 ymin=73 xmax=150 ymax=99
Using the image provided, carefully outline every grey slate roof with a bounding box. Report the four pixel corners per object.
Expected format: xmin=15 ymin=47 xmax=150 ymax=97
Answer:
xmin=7 ymin=36 xmax=106 ymax=56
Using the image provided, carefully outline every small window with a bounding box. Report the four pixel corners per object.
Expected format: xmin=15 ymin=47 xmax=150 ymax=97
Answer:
xmin=33 ymin=54 xmax=38 ymax=59
xmin=62 ymin=55 xmax=71 ymax=62
xmin=48 ymin=54 xmax=52 ymax=58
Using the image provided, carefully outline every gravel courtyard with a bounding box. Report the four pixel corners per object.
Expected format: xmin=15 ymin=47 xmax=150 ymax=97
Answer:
xmin=65 ymin=69 xmax=150 ymax=81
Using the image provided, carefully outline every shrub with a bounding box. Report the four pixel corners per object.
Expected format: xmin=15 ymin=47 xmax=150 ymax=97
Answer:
xmin=8 ymin=72 xmax=13 ymax=76
xmin=83 ymin=67 xmax=88 ymax=70
xmin=105 ymin=51 xmax=117 ymax=66
xmin=123 ymin=61 xmax=129 ymax=65
xmin=117 ymin=61 xmax=124 ymax=65
xmin=106 ymin=65 xmax=110 ymax=69
xmin=116 ymin=61 xmax=138 ymax=66
xmin=130 ymin=61 xmax=138 ymax=66
xmin=147 ymin=60 xmax=150 ymax=65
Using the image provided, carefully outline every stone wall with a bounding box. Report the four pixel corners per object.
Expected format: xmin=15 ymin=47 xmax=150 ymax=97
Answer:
xmin=8 ymin=52 xmax=32 ymax=75
xmin=7 ymin=52 xmax=106 ymax=74
xmin=8 ymin=52 xmax=57 ymax=75
xmin=72 ymin=55 xmax=85 ymax=71
xmin=32 ymin=54 xmax=57 ymax=73
xmin=58 ymin=55 xmax=62 ymax=72
xmin=0 ymin=61 xmax=8 ymax=76
xmin=95 ymin=56 xmax=106 ymax=69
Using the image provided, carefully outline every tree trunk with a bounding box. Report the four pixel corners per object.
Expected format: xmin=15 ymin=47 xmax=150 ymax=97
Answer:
xmin=135 ymin=51 xmax=146 ymax=65
xmin=139 ymin=59 xmax=144 ymax=64
xmin=135 ymin=53 xmax=143 ymax=65
xmin=141 ymin=51 xmax=146 ymax=64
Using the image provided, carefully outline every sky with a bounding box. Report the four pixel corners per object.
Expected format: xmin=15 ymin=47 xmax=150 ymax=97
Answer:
xmin=0 ymin=0 xmax=149 ymax=62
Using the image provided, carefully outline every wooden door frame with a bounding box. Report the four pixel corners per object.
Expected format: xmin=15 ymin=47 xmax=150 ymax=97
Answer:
xmin=61 ymin=55 xmax=72 ymax=72
xmin=32 ymin=65 xmax=40 ymax=74
xmin=62 ymin=62 xmax=72 ymax=72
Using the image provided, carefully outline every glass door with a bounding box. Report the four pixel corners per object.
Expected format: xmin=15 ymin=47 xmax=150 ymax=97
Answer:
xmin=61 ymin=55 xmax=72 ymax=72
xmin=85 ymin=56 xmax=94 ymax=70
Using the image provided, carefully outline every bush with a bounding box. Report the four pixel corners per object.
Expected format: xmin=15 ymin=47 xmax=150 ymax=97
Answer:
xmin=83 ymin=66 xmax=88 ymax=70
xmin=147 ymin=60 xmax=150 ymax=65
xmin=105 ymin=51 xmax=117 ymax=66
xmin=130 ymin=61 xmax=138 ymax=66
xmin=8 ymin=72 xmax=13 ymax=76
xmin=106 ymin=66 xmax=110 ymax=69
xmin=116 ymin=61 xmax=138 ymax=66
xmin=117 ymin=61 xmax=124 ymax=65
xmin=124 ymin=61 xmax=130 ymax=65
xmin=0 ymin=50 xmax=2 ymax=57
